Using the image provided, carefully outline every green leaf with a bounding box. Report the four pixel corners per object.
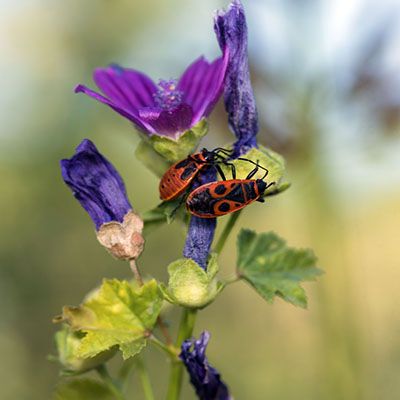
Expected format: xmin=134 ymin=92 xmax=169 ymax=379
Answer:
xmin=119 ymin=339 xmax=147 ymax=360
xmin=54 ymin=325 xmax=116 ymax=374
xmin=149 ymin=119 xmax=208 ymax=163
xmin=162 ymin=254 xmax=222 ymax=308
xmin=142 ymin=198 xmax=188 ymax=235
xmin=221 ymin=145 xmax=288 ymax=195
xmin=56 ymin=279 xmax=162 ymax=359
xmin=54 ymin=378 xmax=114 ymax=400
xmin=237 ymin=229 xmax=322 ymax=308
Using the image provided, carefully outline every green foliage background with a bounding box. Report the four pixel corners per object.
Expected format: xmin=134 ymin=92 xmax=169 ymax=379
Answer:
xmin=1 ymin=0 xmax=400 ymax=399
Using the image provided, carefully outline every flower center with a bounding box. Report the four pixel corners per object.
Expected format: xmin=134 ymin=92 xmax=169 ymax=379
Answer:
xmin=154 ymin=79 xmax=183 ymax=111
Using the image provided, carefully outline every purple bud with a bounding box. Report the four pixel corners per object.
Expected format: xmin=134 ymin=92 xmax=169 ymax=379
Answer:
xmin=183 ymin=167 xmax=217 ymax=270
xmin=60 ymin=139 xmax=132 ymax=230
xmin=215 ymin=0 xmax=258 ymax=156
xmin=180 ymin=331 xmax=231 ymax=400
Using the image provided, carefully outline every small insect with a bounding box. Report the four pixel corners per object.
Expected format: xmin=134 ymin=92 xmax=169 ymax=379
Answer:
xmin=186 ymin=164 xmax=274 ymax=218
xmin=159 ymin=148 xmax=235 ymax=201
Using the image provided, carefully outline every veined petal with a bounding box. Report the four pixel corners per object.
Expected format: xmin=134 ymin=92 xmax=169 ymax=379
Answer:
xmin=94 ymin=65 xmax=157 ymax=110
xmin=75 ymin=84 xmax=154 ymax=133
xmin=61 ymin=139 xmax=132 ymax=230
xmin=180 ymin=331 xmax=231 ymax=400
xmin=215 ymin=0 xmax=258 ymax=155
xmin=138 ymin=104 xmax=193 ymax=138
xmin=178 ymin=52 xmax=229 ymax=124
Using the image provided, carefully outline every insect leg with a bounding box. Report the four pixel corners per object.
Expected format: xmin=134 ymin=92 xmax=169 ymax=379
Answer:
xmin=213 ymin=164 xmax=227 ymax=181
xmin=246 ymin=162 xmax=260 ymax=180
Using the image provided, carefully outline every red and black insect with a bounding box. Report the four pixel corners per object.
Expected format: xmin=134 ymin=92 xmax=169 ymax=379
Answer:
xmin=159 ymin=148 xmax=235 ymax=201
xmin=186 ymin=164 xmax=274 ymax=218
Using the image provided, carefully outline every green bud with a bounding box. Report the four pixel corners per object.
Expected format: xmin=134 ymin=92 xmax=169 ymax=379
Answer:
xmin=54 ymin=326 xmax=116 ymax=375
xmin=162 ymin=254 xmax=223 ymax=309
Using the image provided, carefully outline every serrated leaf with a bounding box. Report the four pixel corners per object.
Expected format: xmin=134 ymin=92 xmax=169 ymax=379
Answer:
xmin=237 ymin=229 xmax=322 ymax=308
xmin=119 ymin=339 xmax=147 ymax=360
xmin=53 ymin=378 xmax=114 ymax=400
xmin=163 ymin=255 xmax=220 ymax=308
xmin=56 ymin=279 xmax=162 ymax=359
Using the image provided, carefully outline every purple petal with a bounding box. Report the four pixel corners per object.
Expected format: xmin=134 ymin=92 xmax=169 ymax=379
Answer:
xmin=61 ymin=139 xmax=132 ymax=230
xmin=178 ymin=53 xmax=229 ymax=124
xmin=94 ymin=65 xmax=157 ymax=110
xmin=138 ymin=104 xmax=193 ymax=138
xmin=215 ymin=0 xmax=258 ymax=156
xmin=183 ymin=167 xmax=217 ymax=269
xmin=180 ymin=331 xmax=231 ymax=400
xmin=75 ymin=84 xmax=154 ymax=133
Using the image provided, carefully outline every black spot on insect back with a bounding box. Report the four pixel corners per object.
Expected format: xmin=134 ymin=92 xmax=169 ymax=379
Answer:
xmin=218 ymin=202 xmax=230 ymax=212
xmin=215 ymin=184 xmax=227 ymax=195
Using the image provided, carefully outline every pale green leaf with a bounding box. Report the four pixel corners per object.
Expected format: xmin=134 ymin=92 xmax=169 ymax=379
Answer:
xmin=56 ymin=279 xmax=162 ymax=359
xmin=119 ymin=339 xmax=147 ymax=360
xmin=53 ymin=378 xmax=114 ymax=400
xmin=237 ymin=229 xmax=322 ymax=308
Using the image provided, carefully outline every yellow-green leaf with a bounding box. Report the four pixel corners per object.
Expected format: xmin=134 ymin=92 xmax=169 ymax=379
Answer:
xmin=55 ymin=279 xmax=162 ymax=359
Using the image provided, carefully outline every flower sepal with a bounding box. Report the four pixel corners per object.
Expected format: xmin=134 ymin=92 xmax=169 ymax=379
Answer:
xmin=96 ymin=210 xmax=145 ymax=260
xmin=139 ymin=119 xmax=209 ymax=165
xmin=161 ymin=254 xmax=223 ymax=309
xmin=52 ymin=325 xmax=117 ymax=375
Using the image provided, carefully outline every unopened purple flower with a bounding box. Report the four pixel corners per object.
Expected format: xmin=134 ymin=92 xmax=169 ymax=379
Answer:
xmin=60 ymin=139 xmax=132 ymax=230
xmin=180 ymin=331 xmax=231 ymax=400
xmin=75 ymin=52 xmax=228 ymax=139
xmin=215 ymin=0 xmax=258 ymax=156
xmin=183 ymin=167 xmax=216 ymax=270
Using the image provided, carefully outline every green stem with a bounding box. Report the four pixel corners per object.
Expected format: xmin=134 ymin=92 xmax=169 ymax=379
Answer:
xmin=214 ymin=210 xmax=242 ymax=254
xmin=136 ymin=355 xmax=155 ymax=400
xmin=96 ymin=365 xmax=126 ymax=400
xmin=150 ymin=334 xmax=180 ymax=359
xmin=166 ymin=308 xmax=197 ymax=400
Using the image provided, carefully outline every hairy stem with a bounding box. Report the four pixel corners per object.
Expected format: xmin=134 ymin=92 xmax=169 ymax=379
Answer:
xmin=136 ymin=355 xmax=155 ymax=400
xmin=166 ymin=308 xmax=197 ymax=400
xmin=214 ymin=210 xmax=242 ymax=254
xmin=96 ymin=365 xmax=126 ymax=400
xmin=129 ymin=259 xmax=144 ymax=286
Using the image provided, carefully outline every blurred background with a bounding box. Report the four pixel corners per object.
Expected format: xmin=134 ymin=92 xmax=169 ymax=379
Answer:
xmin=1 ymin=0 xmax=400 ymax=398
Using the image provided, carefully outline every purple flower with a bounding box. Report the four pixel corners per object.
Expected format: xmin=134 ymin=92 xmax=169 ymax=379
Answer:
xmin=183 ymin=167 xmax=217 ymax=270
xmin=75 ymin=52 xmax=228 ymax=139
xmin=61 ymin=139 xmax=132 ymax=230
xmin=180 ymin=331 xmax=231 ymax=400
xmin=215 ymin=0 xmax=258 ymax=156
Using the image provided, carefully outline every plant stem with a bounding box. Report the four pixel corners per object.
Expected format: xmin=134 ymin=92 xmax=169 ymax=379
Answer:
xmin=166 ymin=308 xmax=197 ymax=400
xmin=214 ymin=210 xmax=242 ymax=254
xmin=136 ymin=355 xmax=155 ymax=400
xmin=129 ymin=258 xmax=144 ymax=286
xmin=150 ymin=334 xmax=179 ymax=359
xmin=96 ymin=365 xmax=126 ymax=400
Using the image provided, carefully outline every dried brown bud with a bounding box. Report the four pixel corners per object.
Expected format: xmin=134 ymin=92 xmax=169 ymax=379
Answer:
xmin=96 ymin=211 xmax=145 ymax=260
